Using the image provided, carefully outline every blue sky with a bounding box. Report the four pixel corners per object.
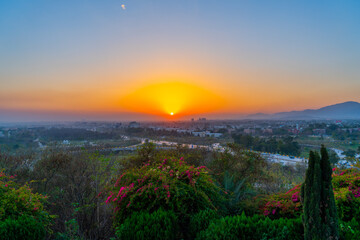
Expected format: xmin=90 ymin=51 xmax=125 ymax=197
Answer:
xmin=1 ymin=0 xmax=360 ymax=121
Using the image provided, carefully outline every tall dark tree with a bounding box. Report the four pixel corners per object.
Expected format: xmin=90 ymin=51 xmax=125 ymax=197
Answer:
xmin=301 ymin=151 xmax=321 ymax=239
xmin=301 ymin=146 xmax=339 ymax=240
xmin=319 ymin=146 xmax=339 ymax=239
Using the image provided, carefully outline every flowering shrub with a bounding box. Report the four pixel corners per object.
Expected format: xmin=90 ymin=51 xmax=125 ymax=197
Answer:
xmin=0 ymin=171 xmax=51 ymax=239
xmin=259 ymin=167 xmax=360 ymax=221
xmin=259 ymin=184 xmax=302 ymax=219
xmin=107 ymin=157 xmax=224 ymax=225
xmin=332 ymin=168 xmax=360 ymax=222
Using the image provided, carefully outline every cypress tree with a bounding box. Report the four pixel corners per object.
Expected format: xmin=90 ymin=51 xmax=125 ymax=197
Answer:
xmin=301 ymin=147 xmax=339 ymax=240
xmin=320 ymin=145 xmax=339 ymax=239
xmin=302 ymin=151 xmax=322 ymax=240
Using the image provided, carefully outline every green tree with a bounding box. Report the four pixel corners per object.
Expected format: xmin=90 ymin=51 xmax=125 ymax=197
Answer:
xmin=328 ymin=150 xmax=340 ymax=165
xmin=301 ymin=151 xmax=321 ymax=239
xmin=343 ymin=149 xmax=356 ymax=158
xmin=121 ymin=142 xmax=157 ymax=170
xmin=210 ymin=143 xmax=268 ymax=185
xmin=319 ymin=146 xmax=339 ymax=239
xmin=32 ymin=148 xmax=116 ymax=239
xmin=301 ymin=146 xmax=339 ymax=240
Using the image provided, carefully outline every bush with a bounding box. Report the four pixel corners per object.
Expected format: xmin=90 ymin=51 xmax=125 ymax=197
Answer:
xmin=189 ymin=209 xmax=220 ymax=239
xmin=0 ymin=172 xmax=50 ymax=222
xmin=115 ymin=209 xmax=178 ymax=240
xmin=339 ymin=218 xmax=360 ymax=240
xmin=258 ymin=167 xmax=360 ymax=221
xmin=259 ymin=184 xmax=302 ymax=219
xmin=107 ymin=158 xmax=224 ymax=225
xmin=196 ymin=212 xmax=303 ymax=240
xmin=332 ymin=168 xmax=360 ymax=222
xmin=0 ymin=171 xmax=51 ymax=238
xmin=0 ymin=215 xmax=46 ymax=240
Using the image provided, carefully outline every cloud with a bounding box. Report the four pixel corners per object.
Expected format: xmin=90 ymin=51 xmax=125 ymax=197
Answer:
xmin=121 ymin=4 xmax=126 ymax=10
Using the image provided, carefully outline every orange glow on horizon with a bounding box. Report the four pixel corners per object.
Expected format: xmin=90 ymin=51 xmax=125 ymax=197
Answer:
xmin=119 ymin=82 xmax=226 ymax=118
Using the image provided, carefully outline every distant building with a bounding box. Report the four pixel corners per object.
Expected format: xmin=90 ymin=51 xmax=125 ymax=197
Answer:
xmin=288 ymin=128 xmax=300 ymax=135
xmin=313 ymin=129 xmax=326 ymax=135
xmin=176 ymin=129 xmax=190 ymax=134
xmin=244 ymin=128 xmax=255 ymax=135
xmin=192 ymin=131 xmax=222 ymax=138
xmin=192 ymin=131 xmax=206 ymax=137
xmin=207 ymin=132 xmax=223 ymax=138
xmin=341 ymin=128 xmax=360 ymax=134
xmin=262 ymin=128 xmax=273 ymax=134
xmin=129 ymin=121 xmax=140 ymax=128
xmin=198 ymin=118 xmax=207 ymax=121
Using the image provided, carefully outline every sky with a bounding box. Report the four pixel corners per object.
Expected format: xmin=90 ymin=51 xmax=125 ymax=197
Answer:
xmin=1 ymin=0 xmax=360 ymax=121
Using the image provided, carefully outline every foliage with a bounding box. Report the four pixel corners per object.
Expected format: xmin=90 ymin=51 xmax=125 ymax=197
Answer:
xmin=122 ymin=142 xmax=158 ymax=169
xmin=232 ymin=134 xmax=301 ymax=156
xmin=343 ymin=149 xmax=356 ymax=158
xmin=318 ymin=146 xmax=340 ymax=239
xmin=0 ymin=149 xmax=34 ymax=183
xmin=210 ymin=143 xmax=269 ymax=186
xmin=0 ymin=171 xmax=51 ymax=239
xmin=259 ymin=146 xmax=343 ymax=239
xmin=329 ymin=150 xmax=340 ymax=165
xmin=196 ymin=212 xmax=303 ymax=240
xmin=39 ymin=128 xmax=117 ymax=141
xmin=0 ymin=171 xmax=51 ymax=224
xmin=156 ymin=144 xmax=211 ymax=168
xmin=107 ymin=157 xmax=225 ymax=237
xmin=188 ymin=209 xmax=220 ymax=239
xmin=283 ymin=146 xmax=339 ymax=239
xmin=122 ymin=142 xmax=210 ymax=171
xmin=339 ymin=218 xmax=360 ymax=240
xmin=259 ymin=184 xmax=302 ymax=219
xmin=0 ymin=215 xmax=46 ymax=240
xmin=115 ymin=209 xmax=178 ymax=240
xmin=259 ymin=167 xmax=360 ymax=223
xmin=54 ymin=208 xmax=83 ymax=240
xmin=299 ymin=147 xmax=339 ymax=239
xmin=221 ymin=171 xmax=256 ymax=215
xmin=32 ymin=149 xmax=116 ymax=239
xmin=262 ymin=162 xmax=306 ymax=194
xmin=332 ymin=168 xmax=360 ymax=222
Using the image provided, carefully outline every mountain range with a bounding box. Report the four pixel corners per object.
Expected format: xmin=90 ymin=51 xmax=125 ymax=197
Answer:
xmin=247 ymin=101 xmax=360 ymax=120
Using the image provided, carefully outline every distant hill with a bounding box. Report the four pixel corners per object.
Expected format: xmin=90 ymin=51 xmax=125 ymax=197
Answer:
xmin=246 ymin=101 xmax=360 ymax=120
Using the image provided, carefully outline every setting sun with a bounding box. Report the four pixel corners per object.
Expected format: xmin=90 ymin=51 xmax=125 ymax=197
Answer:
xmin=120 ymin=82 xmax=226 ymax=118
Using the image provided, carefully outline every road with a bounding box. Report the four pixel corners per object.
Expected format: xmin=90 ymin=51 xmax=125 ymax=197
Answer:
xmin=112 ymin=138 xmax=309 ymax=166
